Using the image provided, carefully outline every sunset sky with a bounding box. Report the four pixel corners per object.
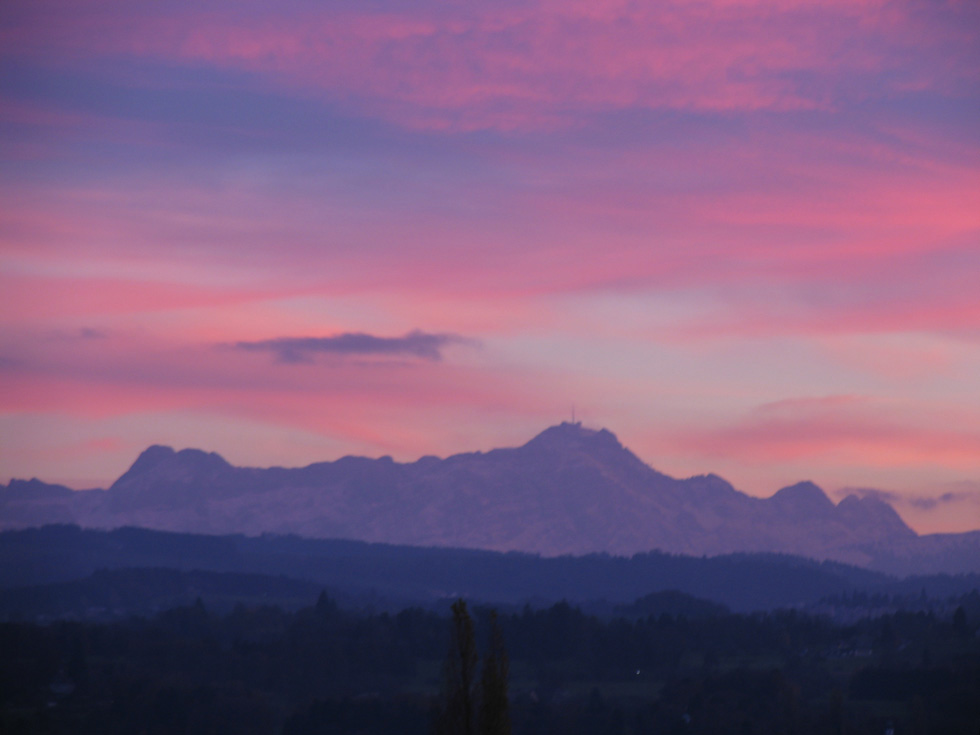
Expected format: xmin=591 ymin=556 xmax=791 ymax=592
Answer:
xmin=1 ymin=0 xmax=978 ymax=533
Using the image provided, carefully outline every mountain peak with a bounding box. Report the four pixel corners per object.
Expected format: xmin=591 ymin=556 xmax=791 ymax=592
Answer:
xmin=126 ymin=445 xmax=177 ymax=476
xmin=770 ymin=481 xmax=834 ymax=514
xmin=111 ymin=445 xmax=230 ymax=491
xmin=173 ymin=448 xmax=231 ymax=472
xmin=837 ymin=494 xmax=916 ymax=539
xmin=524 ymin=422 xmax=622 ymax=450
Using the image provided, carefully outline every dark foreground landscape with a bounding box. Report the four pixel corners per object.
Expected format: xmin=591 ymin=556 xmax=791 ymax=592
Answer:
xmin=3 ymin=587 xmax=978 ymax=734
xmin=2 ymin=525 xmax=980 ymax=734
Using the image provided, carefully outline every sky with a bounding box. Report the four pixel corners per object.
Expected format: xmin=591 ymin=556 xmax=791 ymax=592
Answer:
xmin=1 ymin=0 xmax=978 ymax=534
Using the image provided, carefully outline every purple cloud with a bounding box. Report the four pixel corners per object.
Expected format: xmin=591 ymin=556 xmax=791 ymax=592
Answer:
xmin=840 ymin=487 xmax=978 ymax=511
xmin=906 ymin=492 xmax=972 ymax=511
xmin=234 ymin=330 xmax=472 ymax=364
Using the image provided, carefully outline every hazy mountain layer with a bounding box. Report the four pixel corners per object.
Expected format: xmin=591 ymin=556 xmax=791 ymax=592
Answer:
xmin=2 ymin=423 xmax=978 ymax=574
xmin=2 ymin=526 xmax=977 ymax=615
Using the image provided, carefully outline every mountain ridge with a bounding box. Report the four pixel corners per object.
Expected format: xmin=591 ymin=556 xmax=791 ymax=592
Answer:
xmin=2 ymin=422 xmax=978 ymax=575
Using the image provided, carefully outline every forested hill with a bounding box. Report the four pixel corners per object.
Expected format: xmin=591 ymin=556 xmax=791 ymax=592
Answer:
xmin=2 ymin=525 xmax=978 ymax=614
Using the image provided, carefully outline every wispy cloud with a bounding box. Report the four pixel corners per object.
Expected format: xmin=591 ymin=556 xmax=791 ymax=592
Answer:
xmin=7 ymin=0 xmax=976 ymax=132
xmin=839 ymin=486 xmax=978 ymax=511
xmin=664 ymin=395 xmax=980 ymax=468
xmin=906 ymin=492 xmax=973 ymax=511
xmin=234 ymin=330 xmax=473 ymax=364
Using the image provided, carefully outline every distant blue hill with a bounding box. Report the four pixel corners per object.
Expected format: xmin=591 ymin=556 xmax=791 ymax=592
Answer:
xmin=1 ymin=525 xmax=977 ymax=617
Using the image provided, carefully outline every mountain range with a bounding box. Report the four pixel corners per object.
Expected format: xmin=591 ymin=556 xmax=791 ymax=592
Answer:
xmin=2 ymin=422 xmax=978 ymax=575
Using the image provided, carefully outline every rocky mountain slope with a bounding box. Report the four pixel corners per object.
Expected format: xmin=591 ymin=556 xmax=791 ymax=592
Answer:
xmin=2 ymin=423 xmax=977 ymax=574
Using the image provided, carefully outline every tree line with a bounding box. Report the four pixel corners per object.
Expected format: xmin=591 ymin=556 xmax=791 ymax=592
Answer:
xmin=1 ymin=593 xmax=978 ymax=734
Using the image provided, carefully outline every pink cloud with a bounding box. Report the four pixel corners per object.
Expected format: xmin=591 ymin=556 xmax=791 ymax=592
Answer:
xmin=0 ymin=273 xmax=277 ymax=322
xmin=0 ymin=330 xmax=558 ymax=454
xmin=5 ymin=0 xmax=976 ymax=131
xmin=21 ymin=436 xmax=126 ymax=463
xmin=664 ymin=395 xmax=980 ymax=469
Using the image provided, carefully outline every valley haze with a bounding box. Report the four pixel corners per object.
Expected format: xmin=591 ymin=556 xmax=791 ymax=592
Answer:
xmin=3 ymin=423 xmax=977 ymax=577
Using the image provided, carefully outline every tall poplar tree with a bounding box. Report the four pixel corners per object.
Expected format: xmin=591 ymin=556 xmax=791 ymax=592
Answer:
xmin=438 ymin=599 xmax=478 ymax=735
xmin=478 ymin=611 xmax=511 ymax=735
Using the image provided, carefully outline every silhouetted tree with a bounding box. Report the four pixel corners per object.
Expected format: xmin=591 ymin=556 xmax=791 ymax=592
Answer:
xmin=438 ymin=600 xmax=478 ymax=735
xmin=478 ymin=611 xmax=511 ymax=735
